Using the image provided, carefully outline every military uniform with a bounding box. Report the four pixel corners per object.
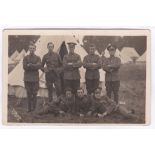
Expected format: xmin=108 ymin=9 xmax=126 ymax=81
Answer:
xmin=41 ymin=52 xmax=62 ymax=101
xmin=89 ymin=94 xmax=116 ymax=115
xmin=89 ymin=94 xmax=136 ymax=118
xmin=23 ymin=54 xmax=41 ymax=112
xmin=63 ymin=53 xmax=82 ymax=94
xmin=83 ymin=54 xmax=102 ymax=94
xmin=38 ymin=93 xmax=76 ymax=116
xmin=75 ymin=95 xmax=91 ymax=115
xmin=103 ymin=56 xmax=121 ymax=104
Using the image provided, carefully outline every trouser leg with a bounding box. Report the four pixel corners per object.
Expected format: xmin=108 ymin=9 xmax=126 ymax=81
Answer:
xmin=72 ymin=80 xmax=80 ymax=94
xmin=92 ymin=79 xmax=99 ymax=93
xmin=45 ymin=73 xmax=54 ymax=102
xmin=25 ymin=82 xmax=33 ymax=112
xmin=46 ymin=82 xmax=53 ymax=102
xmin=32 ymin=93 xmax=37 ymax=111
xmin=27 ymin=91 xmax=32 ymax=112
xmin=113 ymin=81 xmax=120 ymax=104
xmin=31 ymin=82 xmax=39 ymax=111
xmin=64 ymin=79 xmax=72 ymax=91
xmin=54 ymin=77 xmax=62 ymax=97
xmin=86 ymin=79 xmax=93 ymax=95
xmin=105 ymin=81 xmax=112 ymax=98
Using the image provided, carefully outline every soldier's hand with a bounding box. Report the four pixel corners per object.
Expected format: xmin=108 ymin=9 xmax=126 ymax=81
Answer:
xmin=102 ymin=112 xmax=107 ymax=117
xmin=68 ymin=63 xmax=73 ymax=65
xmin=97 ymin=113 xmax=104 ymax=118
xmin=27 ymin=63 xmax=33 ymax=67
xmin=59 ymin=110 xmax=65 ymax=117
xmin=44 ymin=67 xmax=49 ymax=73
xmin=87 ymin=111 xmax=92 ymax=116
xmin=59 ymin=110 xmax=65 ymax=114
xmin=92 ymin=63 xmax=97 ymax=66
xmin=80 ymin=113 xmax=84 ymax=117
xmin=109 ymin=68 xmax=113 ymax=72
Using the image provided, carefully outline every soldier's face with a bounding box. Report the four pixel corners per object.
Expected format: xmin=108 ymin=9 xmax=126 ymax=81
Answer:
xmin=48 ymin=43 xmax=54 ymax=51
xmin=109 ymin=49 xmax=116 ymax=56
xmin=29 ymin=45 xmax=36 ymax=54
xmin=89 ymin=47 xmax=95 ymax=55
xmin=77 ymin=89 xmax=84 ymax=98
xmin=66 ymin=91 xmax=72 ymax=99
xmin=69 ymin=45 xmax=75 ymax=53
xmin=94 ymin=91 xmax=101 ymax=99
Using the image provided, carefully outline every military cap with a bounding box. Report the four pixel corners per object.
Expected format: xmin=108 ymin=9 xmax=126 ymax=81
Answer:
xmin=107 ymin=44 xmax=117 ymax=51
xmin=67 ymin=42 xmax=77 ymax=46
xmin=89 ymin=43 xmax=96 ymax=48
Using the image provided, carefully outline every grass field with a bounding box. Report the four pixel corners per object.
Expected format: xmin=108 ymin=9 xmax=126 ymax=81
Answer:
xmin=7 ymin=63 xmax=146 ymax=124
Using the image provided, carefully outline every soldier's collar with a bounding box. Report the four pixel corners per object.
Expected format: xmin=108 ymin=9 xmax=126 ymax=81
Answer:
xmin=69 ymin=52 xmax=75 ymax=55
xmin=48 ymin=51 xmax=54 ymax=55
xmin=29 ymin=53 xmax=36 ymax=57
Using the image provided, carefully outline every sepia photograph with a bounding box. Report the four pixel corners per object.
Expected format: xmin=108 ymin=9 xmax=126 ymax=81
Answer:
xmin=2 ymin=29 xmax=150 ymax=125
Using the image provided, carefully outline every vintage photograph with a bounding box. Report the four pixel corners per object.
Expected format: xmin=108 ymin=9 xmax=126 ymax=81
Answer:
xmin=3 ymin=29 xmax=150 ymax=124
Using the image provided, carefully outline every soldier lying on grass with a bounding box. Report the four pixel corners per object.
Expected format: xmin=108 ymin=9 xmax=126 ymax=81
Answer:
xmin=38 ymin=87 xmax=136 ymax=119
xmin=87 ymin=87 xmax=137 ymax=119
xmin=38 ymin=88 xmax=75 ymax=116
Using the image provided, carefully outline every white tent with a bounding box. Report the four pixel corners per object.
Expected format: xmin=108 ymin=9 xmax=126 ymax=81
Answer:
xmin=137 ymin=52 xmax=146 ymax=62
xmin=14 ymin=49 xmax=26 ymax=63
xmin=10 ymin=50 xmax=19 ymax=60
xmin=8 ymin=36 xmax=89 ymax=98
xmin=73 ymin=35 xmax=84 ymax=45
xmin=121 ymin=47 xmax=139 ymax=63
xmin=8 ymin=58 xmax=17 ymax=74
xmin=8 ymin=58 xmax=15 ymax=65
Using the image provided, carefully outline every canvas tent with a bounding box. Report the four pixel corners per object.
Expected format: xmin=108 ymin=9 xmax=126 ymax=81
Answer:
xmin=8 ymin=57 xmax=18 ymax=73
xmin=137 ymin=52 xmax=146 ymax=63
xmin=121 ymin=47 xmax=139 ymax=64
xmin=10 ymin=50 xmax=19 ymax=60
xmin=14 ymin=49 xmax=26 ymax=63
xmin=8 ymin=36 xmax=90 ymax=98
xmin=8 ymin=58 xmax=15 ymax=65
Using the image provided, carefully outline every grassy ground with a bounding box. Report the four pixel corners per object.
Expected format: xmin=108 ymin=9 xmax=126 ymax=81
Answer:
xmin=7 ymin=63 xmax=146 ymax=124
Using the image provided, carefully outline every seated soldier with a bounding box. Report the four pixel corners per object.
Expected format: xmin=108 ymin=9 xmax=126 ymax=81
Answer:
xmin=38 ymin=88 xmax=75 ymax=116
xmin=88 ymin=87 xmax=136 ymax=119
xmin=75 ymin=87 xmax=91 ymax=117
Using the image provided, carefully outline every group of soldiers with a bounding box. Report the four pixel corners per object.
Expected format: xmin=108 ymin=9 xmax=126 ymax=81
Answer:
xmin=23 ymin=41 xmax=135 ymax=119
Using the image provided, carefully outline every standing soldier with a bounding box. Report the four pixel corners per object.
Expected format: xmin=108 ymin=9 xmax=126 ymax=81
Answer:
xmin=41 ymin=42 xmax=62 ymax=102
xmin=23 ymin=43 xmax=41 ymax=112
xmin=63 ymin=42 xmax=82 ymax=94
xmin=83 ymin=44 xmax=102 ymax=95
xmin=102 ymin=44 xmax=121 ymax=104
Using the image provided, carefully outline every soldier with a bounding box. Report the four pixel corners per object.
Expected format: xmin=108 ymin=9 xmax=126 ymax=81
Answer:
xmin=23 ymin=43 xmax=41 ymax=112
xmin=38 ymin=87 xmax=75 ymax=115
xmin=41 ymin=42 xmax=62 ymax=102
xmin=63 ymin=42 xmax=82 ymax=94
xmin=75 ymin=87 xmax=91 ymax=116
xmin=88 ymin=87 xmax=136 ymax=119
xmin=102 ymin=44 xmax=121 ymax=104
xmin=88 ymin=87 xmax=116 ymax=117
xmin=83 ymin=44 xmax=102 ymax=95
